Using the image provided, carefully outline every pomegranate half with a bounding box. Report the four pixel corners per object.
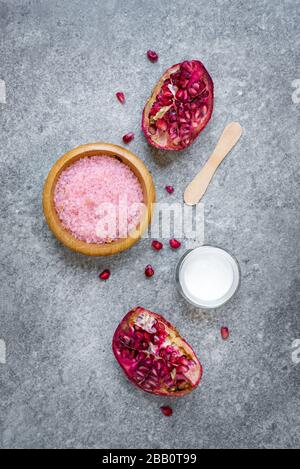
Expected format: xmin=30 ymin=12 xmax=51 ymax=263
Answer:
xmin=142 ymin=60 xmax=214 ymax=151
xmin=112 ymin=307 xmax=202 ymax=396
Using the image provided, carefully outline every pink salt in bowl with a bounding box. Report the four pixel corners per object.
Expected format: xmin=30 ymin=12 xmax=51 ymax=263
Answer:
xmin=43 ymin=143 xmax=156 ymax=256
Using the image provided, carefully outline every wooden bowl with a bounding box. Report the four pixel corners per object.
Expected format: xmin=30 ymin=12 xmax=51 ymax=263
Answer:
xmin=42 ymin=143 xmax=156 ymax=256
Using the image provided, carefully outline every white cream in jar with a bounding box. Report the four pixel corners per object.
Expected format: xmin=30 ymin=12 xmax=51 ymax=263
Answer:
xmin=176 ymin=246 xmax=240 ymax=308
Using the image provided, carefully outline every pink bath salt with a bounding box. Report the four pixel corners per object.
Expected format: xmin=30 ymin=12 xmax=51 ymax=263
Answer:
xmin=54 ymin=156 xmax=144 ymax=244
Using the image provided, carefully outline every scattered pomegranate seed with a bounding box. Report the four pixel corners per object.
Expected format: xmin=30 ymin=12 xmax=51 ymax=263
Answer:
xmin=116 ymin=92 xmax=125 ymax=104
xmin=165 ymin=185 xmax=174 ymax=194
xmin=169 ymin=239 xmax=181 ymax=249
xmin=221 ymin=327 xmax=229 ymax=340
xmin=152 ymin=240 xmax=163 ymax=251
xmin=160 ymin=406 xmax=173 ymax=417
xmin=99 ymin=269 xmax=110 ymax=280
xmin=147 ymin=50 xmax=158 ymax=63
xmin=145 ymin=264 xmax=155 ymax=277
xmin=123 ymin=132 xmax=134 ymax=144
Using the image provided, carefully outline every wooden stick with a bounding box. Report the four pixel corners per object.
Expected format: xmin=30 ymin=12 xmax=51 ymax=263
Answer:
xmin=184 ymin=122 xmax=243 ymax=205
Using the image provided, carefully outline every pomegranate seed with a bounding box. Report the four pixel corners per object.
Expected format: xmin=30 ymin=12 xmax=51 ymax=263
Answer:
xmin=221 ymin=327 xmax=229 ymax=340
xmin=156 ymin=118 xmax=167 ymax=131
xmin=145 ymin=265 xmax=154 ymax=277
xmin=99 ymin=269 xmax=110 ymax=280
xmin=169 ymin=239 xmax=181 ymax=249
xmin=165 ymin=185 xmax=174 ymax=194
xmin=116 ymin=92 xmax=125 ymax=104
xmin=151 ymin=240 xmax=163 ymax=251
xmin=123 ymin=132 xmax=134 ymax=144
xmin=147 ymin=50 xmax=158 ymax=63
xmin=160 ymin=406 xmax=173 ymax=417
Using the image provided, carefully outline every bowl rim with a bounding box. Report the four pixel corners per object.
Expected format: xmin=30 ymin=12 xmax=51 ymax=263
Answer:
xmin=42 ymin=142 xmax=156 ymax=256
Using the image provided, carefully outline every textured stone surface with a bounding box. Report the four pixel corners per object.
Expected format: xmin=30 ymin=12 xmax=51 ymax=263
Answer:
xmin=0 ymin=0 xmax=299 ymax=449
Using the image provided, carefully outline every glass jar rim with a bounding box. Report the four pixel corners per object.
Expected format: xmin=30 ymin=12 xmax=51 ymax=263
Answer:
xmin=175 ymin=245 xmax=241 ymax=309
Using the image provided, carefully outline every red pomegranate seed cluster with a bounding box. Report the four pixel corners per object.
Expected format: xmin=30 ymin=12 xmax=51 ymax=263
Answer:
xmin=99 ymin=238 xmax=182 ymax=283
xmin=142 ymin=60 xmax=213 ymax=150
xmin=112 ymin=307 xmax=202 ymax=396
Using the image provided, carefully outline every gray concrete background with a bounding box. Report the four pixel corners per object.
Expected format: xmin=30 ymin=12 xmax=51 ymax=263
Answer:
xmin=0 ymin=0 xmax=299 ymax=449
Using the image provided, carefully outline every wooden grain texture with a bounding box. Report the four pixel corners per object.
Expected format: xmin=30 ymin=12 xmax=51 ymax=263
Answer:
xmin=184 ymin=122 xmax=243 ymax=205
xmin=42 ymin=143 xmax=156 ymax=256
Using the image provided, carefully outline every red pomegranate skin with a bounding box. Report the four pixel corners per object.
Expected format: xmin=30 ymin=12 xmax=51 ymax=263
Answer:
xmin=142 ymin=60 xmax=214 ymax=151
xmin=112 ymin=307 xmax=202 ymax=397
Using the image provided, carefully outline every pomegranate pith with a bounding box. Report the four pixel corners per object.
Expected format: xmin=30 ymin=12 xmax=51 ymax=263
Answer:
xmin=142 ymin=60 xmax=214 ymax=151
xmin=112 ymin=307 xmax=202 ymax=397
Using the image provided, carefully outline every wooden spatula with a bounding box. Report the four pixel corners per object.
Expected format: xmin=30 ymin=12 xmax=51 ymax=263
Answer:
xmin=184 ymin=122 xmax=243 ymax=205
